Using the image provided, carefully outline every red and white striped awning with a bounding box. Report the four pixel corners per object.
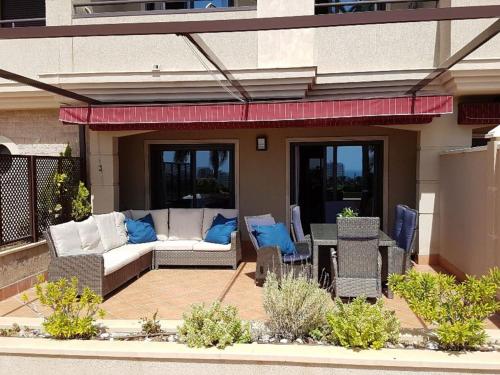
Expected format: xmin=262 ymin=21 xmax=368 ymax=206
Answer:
xmin=59 ymin=96 xmax=453 ymax=130
xmin=458 ymin=102 xmax=500 ymax=125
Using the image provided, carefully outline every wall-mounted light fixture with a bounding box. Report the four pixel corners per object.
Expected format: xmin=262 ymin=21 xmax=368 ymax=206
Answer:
xmin=256 ymin=135 xmax=267 ymax=151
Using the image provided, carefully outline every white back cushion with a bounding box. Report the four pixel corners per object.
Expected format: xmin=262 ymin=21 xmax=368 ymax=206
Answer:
xmin=94 ymin=212 xmax=127 ymax=251
xmin=169 ymin=209 xmax=204 ymax=240
xmin=202 ymin=208 xmax=239 ymax=239
xmin=49 ymin=221 xmax=82 ymax=257
xmin=76 ymin=216 xmax=105 ymax=253
xmin=130 ymin=209 xmax=169 ymax=241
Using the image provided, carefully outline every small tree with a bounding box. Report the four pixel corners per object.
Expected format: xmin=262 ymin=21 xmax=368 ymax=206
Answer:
xmin=23 ymin=276 xmax=105 ymax=340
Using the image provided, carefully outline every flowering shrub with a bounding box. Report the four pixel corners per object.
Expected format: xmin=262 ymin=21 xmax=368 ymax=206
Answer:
xmin=263 ymin=270 xmax=333 ymax=339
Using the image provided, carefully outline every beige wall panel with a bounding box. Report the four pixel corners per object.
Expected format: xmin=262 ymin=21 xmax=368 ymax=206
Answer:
xmin=118 ymin=125 xmax=417 ymax=233
xmin=440 ymin=149 xmax=491 ymax=276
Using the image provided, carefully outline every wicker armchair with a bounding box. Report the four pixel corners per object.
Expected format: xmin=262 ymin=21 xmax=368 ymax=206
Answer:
xmin=384 ymin=205 xmax=418 ymax=298
xmin=244 ymin=214 xmax=311 ymax=285
xmin=331 ymin=217 xmax=382 ymax=298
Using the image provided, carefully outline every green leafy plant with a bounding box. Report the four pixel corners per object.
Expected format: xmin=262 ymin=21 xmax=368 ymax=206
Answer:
xmin=23 ymin=276 xmax=105 ymax=340
xmin=140 ymin=311 xmax=162 ymax=336
xmin=178 ymin=302 xmax=251 ymax=349
xmin=325 ymin=297 xmax=400 ymax=350
xmin=337 ymin=207 xmax=359 ymax=218
xmin=59 ymin=143 xmax=73 ymax=157
xmin=263 ymin=270 xmax=333 ymax=339
xmin=0 ymin=323 xmax=21 ymax=337
xmin=51 ymin=172 xmax=69 ymax=219
xmin=389 ymin=268 xmax=500 ymax=350
xmin=71 ymin=181 xmax=92 ymax=221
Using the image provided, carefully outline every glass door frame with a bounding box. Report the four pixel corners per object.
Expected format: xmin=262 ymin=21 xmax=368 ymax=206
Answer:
xmin=286 ymin=137 xmax=389 ymax=231
xmin=144 ymin=139 xmax=240 ymax=210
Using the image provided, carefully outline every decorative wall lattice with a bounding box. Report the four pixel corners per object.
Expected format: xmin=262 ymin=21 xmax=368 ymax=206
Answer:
xmin=0 ymin=155 xmax=82 ymax=247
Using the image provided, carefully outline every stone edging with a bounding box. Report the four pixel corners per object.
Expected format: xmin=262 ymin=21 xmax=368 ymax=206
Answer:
xmin=0 ymin=337 xmax=499 ymax=371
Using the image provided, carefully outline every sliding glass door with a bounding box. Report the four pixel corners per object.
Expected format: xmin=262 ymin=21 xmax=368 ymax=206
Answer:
xmin=150 ymin=144 xmax=235 ymax=209
xmin=290 ymin=141 xmax=383 ymax=233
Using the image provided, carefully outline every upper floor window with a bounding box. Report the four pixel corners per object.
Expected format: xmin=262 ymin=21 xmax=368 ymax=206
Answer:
xmin=74 ymin=0 xmax=256 ymax=17
xmin=0 ymin=0 xmax=46 ymax=27
xmin=315 ymin=0 xmax=438 ymax=15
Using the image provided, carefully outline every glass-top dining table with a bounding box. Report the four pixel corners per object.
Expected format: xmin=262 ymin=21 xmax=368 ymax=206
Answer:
xmin=309 ymin=223 xmax=396 ymax=282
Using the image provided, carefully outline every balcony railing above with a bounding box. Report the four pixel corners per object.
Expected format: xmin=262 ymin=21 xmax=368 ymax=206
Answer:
xmin=73 ymin=0 xmax=257 ymax=18
xmin=0 ymin=18 xmax=46 ymax=28
xmin=315 ymin=0 xmax=439 ymax=14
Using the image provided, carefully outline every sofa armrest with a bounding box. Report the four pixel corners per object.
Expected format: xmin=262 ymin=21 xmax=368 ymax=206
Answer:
xmin=48 ymin=253 xmax=105 ymax=294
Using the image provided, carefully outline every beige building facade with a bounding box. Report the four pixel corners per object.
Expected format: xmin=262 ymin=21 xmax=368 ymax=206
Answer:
xmin=1 ymin=0 xmax=500 ymax=274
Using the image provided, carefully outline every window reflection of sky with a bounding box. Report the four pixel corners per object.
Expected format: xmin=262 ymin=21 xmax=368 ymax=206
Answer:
xmin=337 ymin=146 xmax=362 ymax=177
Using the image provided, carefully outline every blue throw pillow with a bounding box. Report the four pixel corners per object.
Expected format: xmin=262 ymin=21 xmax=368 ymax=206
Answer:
xmin=125 ymin=214 xmax=157 ymax=244
xmin=212 ymin=213 xmax=238 ymax=227
xmin=205 ymin=218 xmax=237 ymax=245
xmin=252 ymin=223 xmax=296 ymax=256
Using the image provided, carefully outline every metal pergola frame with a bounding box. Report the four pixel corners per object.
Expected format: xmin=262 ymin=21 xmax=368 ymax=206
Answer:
xmin=0 ymin=5 xmax=499 ymax=105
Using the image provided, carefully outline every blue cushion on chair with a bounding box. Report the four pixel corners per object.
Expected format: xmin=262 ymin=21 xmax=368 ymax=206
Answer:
xmin=252 ymin=223 xmax=296 ymax=256
xmin=398 ymin=207 xmax=418 ymax=252
xmin=291 ymin=205 xmax=306 ymax=242
xmin=125 ymin=214 xmax=157 ymax=244
xmin=392 ymin=204 xmax=405 ymax=241
xmin=205 ymin=216 xmax=237 ymax=245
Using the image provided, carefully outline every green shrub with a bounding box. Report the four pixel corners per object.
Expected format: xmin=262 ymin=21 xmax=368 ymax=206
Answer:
xmin=178 ymin=302 xmax=251 ymax=349
xmin=71 ymin=182 xmax=92 ymax=221
xmin=24 ymin=276 xmax=105 ymax=340
xmin=140 ymin=311 xmax=162 ymax=336
xmin=325 ymin=297 xmax=400 ymax=350
xmin=263 ymin=270 xmax=333 ymax=339
xmin=0 ymin=323 xmax=21 ymax=337
xmin=389 ymin=268 xmax=500 ymax=350
xmin=337 ymin=207 xmax=358 ymax=218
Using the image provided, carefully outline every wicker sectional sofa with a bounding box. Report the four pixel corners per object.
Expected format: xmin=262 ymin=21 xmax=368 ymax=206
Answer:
xmin=45 ymin=208 xmax=241 ymax=297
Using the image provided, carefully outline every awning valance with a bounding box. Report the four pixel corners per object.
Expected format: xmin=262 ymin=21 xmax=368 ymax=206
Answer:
xmin=458 ymin=102 xmax=500 ymax=125
xmin=59 ymin=96 xmax=453 ymax=130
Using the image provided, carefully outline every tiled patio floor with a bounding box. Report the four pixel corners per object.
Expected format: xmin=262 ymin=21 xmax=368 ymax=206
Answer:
xmin=0 ymin=262 xmax=499 ymax=329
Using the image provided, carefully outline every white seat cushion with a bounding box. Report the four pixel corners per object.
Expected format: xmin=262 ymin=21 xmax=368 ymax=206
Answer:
xmin=94 ymin=212 xmax=128 ymax=251
xmin=193 ymin=241 xmax=232 ymax=252
xmin=169 ymin=209 xmax=203 ymax=240
xmin=202 ymin=208 xmax=239 ymax=239
xmin=103 ymin=247 xmax=140 ymax=276
xmin=75 ymin=216 xmax=105 ymax=253
xmin=130 ymin=209 xmax=169 ymax=241
xmin=120 ymin=243 xmax=155 ymax=257
xmin=154 ymin=240 xmax=199 ymax=251
xmin=49 ymin=221 xmax=83 ymax=257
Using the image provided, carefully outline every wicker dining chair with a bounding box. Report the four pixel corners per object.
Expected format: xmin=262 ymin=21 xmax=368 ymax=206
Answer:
xmin=244 ymin=214 xmax=311 ymax=285
xmin=331 ymin=217 xmax=382 ymax=298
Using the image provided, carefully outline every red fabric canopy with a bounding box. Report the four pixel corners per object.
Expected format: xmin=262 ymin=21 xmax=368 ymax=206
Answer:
xmin=59 ymin=96 xmax=453 ymax=130
xmin=458 ymin=102 xmax=500 ymax=125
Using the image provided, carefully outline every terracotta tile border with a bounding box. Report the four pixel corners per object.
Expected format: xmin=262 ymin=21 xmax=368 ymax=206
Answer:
xmin=0 ymin=272 xmax=47 ymax=302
